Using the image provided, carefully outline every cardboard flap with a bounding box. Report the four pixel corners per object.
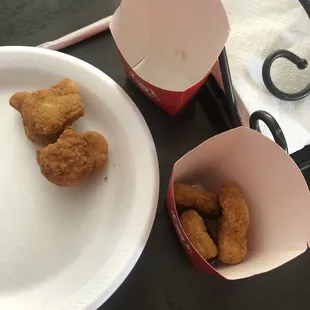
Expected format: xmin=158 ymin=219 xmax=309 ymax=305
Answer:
xmin=111 ymin=0 xmax=229 ymax=91
xmin=110 ymin=0 xmax=151 ymax=69
xmin=217 ymin=250 xmax=305 ymax=280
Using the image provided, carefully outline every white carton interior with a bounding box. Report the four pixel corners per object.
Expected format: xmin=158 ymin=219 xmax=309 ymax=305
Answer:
xmin=174 ymin=127 xmax=310 ymax=279
xmin=110 ymin=0 xmax=230 ymax=91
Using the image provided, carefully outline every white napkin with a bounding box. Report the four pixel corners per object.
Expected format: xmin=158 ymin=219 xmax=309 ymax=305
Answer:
xmin=222 ymin=0 xmax=310 ymax=154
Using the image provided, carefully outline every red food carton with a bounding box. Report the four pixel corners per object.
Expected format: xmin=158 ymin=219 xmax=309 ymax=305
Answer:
xmin=166 ymin=127 xmax=310 ymax=279
xmin=110 ymin=0 xmax=230 ymax=115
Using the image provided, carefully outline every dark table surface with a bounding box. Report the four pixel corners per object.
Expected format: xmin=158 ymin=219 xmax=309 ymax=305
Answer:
xmin=1 ymin=1 xmax=310 ymax=309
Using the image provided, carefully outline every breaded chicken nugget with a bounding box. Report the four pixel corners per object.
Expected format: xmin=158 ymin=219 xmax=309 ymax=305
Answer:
xmin=37 ymin=127 xmax=109 ymax=186
xmin=37 ymin=127 xmax=94 ymax=186
xmin=180 ymin=209 xmax=218 ymax=260
xmin=84 ymin=131 xmax=108 ymax=172
xmin=217 ymin=181 xmax=250 ymax=264
xmin=174 ymin=183 xmax=220 ymax=218
xmin=10 ymin=79 xmax=84 ymax=144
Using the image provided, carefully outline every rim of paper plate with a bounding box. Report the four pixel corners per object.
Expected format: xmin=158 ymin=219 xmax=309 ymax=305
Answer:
xmin=0 ymin=46 xmax=159 ymax=310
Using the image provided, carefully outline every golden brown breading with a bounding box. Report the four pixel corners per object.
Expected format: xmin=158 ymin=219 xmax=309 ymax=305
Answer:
xmin=174 ymin=183 xmax=220 ymax=218
xmin=180 ymin=209 xmax=218 ymax=260
xmin=9 ymin=91 xmax=30 ymax=112
xmin=36 ymin=127 xmax=94 ymax=186
xmin=217 ymin=181 xmax=250 ymax=264
xmin=9 ymin=79 xmax=84 ymax=144
xmin=84 ymin=131 xmax=108 ymax=172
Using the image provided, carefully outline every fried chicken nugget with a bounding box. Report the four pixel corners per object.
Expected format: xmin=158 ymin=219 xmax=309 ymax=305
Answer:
xmin=84 ymin=131 xmax=108 ymax=172
xmin=10 ymin=79 xmax=84 ymax=144
xmin=180 ymin=209 xmax=218 ymax=260
xmin=37 ymin=127 xmax=94 ymax=186
xmin=217 ymin=181 xmax=250 ymax=264
xmin=174 ymin=183 xmax=220 ymax=218
xmin=37 ymin=127 xmax=109 ymax=186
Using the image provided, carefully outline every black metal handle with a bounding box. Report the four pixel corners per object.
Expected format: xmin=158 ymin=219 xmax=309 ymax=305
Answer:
xmin=218 ymin=48 xmax=242 ymax=128
xmin=262 ymin=50 xmax=310 ymax=101
xmin=262 ymin=1 xmax=310 ymax=101
xmin=249 ymin=110 xmax=288 ymax=153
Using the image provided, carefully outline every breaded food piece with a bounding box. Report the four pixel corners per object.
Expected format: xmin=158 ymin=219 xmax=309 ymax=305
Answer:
xmin=37 ymin=127 xmax=94 ymax=186
xmin=174 ymin=183 xmax=220 ymax=218
xmin=37 ymin=127 xmax=109 ymax=186
xmin=10 ymin=79 xmax=84 ymax=144
xmin=180 ymin=209 xmax=218 ymax=260
xmin=217 ymin=181 xmax=250 ymax=264
xmin=84 ymin=131 xmax=108 ymax=172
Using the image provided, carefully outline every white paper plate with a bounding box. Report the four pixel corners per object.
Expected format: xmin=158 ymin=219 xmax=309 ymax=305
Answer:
xmin=0 ymin=46 xmax=159 ymax=310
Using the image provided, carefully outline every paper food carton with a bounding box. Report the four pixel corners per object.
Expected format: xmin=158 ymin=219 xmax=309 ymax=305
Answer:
xmin=110 ymin=0 xmax=230 ymax=115
xmin=166 ymin=127 xmax=310 ymax=280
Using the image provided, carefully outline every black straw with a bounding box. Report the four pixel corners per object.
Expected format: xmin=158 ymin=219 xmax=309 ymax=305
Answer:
xmin=218 ymin=48 xmax=242 ymax=127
